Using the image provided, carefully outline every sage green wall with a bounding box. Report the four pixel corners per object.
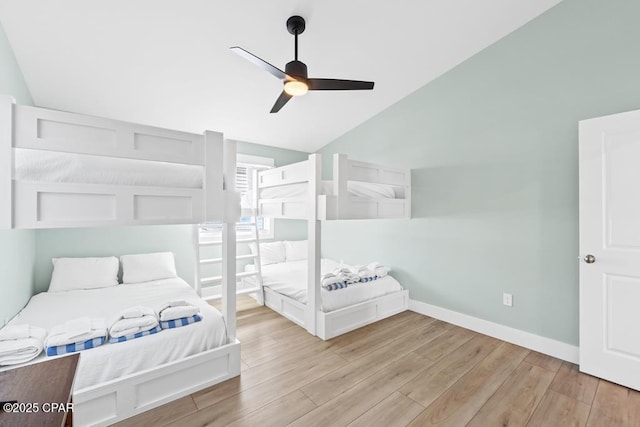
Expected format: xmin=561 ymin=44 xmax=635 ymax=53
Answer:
xmin=33 ymin=142 xmax=308 ymax=291
xmin=0 ymin=21 xmax=35 ymax=323
xmin=0 ymin=230 xmax=36 ymax=323
xmin=318 ymin=0 xmax=640 ymax=346
xmin=0 ymin=22 xmax=32 ymax=104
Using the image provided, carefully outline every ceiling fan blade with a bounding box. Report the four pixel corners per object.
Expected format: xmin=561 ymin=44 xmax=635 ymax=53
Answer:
xmin=308 ymin=78 xmax=374 ymax=91
xmin=270 ymin=91 xmax=292 ymax=113
xmin=230 ymin=46 xmax=290 ymax=81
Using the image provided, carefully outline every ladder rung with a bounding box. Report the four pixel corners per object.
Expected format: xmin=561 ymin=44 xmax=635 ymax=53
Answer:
xmin=201 ymin=275 xmax=222 ymax=284
xmin=203 ymin=287 xmax=261 ymax=301
xmin=237 ymin=271 xmax=259 ymax=279
xmin=237 ymin=287 xmax=260 ymax=296
xmin=199 ymin=241 xmax=222 ymax=246
xmin=200 ymin=254 xmax=257 ymax=264
xmin=237 ymin=238 xmax=257 ymax=243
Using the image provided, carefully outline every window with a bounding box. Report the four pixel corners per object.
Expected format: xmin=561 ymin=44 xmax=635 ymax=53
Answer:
xmin=236 ymin=162 xmax=273 ymax=238
xmin=201 ymin=154 xmax=274 ymax=238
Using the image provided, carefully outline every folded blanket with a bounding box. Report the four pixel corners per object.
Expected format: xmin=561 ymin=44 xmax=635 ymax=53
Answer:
xmin=367 ymin=262 xmax=390 ymax=278
xmin=161 ymin=299 xmax=190 ymax=308
xmin=120 ymin=306 xmax=155 ymax=319
xmin=349 ymin=265 xmax=378 ymax=282
xmin=320 ymin=273 xmax=342 ymax=287
xmin=109 ymin=306 xmax=158 ymax=338
xmin=109 ymin=326 xmax=161 ymax=344
xmin=46 ymin=318 xmax=107 ymax=348
xmin=46 ymin=336 xmax=106 ymax=356
xmin=331 ymin=267 xmax=360 ymax=284
xmin=158 ymin=305 xmax=199 ymax=322
xmin=0 ymin=326 xmax=47 ymax=366
xmin=160 ymin=314 xmax=202 ymax=330
xmin=0 ymin=324 xmax=30 ymax=341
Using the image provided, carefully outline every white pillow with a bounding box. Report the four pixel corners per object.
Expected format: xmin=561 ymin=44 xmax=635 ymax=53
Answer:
xmin=120 ymin=252 xmax=178 ymax=284
xmin=48 ymin=256 xmax=119 ymax=292
xmin=285 ymin=240 xmax=308 ymax=262
xmin=248 ymin=241 xmax=286 ymax=265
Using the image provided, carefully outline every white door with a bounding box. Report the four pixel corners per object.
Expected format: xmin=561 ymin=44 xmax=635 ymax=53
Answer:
xmin=579 ymin=109 xmax=640 ymax=391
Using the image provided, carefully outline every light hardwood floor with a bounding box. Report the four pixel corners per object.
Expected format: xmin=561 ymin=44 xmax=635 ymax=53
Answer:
xmin=116 ymin=296 xmax=640 ymax=427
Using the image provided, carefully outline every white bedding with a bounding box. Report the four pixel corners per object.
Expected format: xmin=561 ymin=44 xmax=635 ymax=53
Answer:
xmin=259 ymin=180 xmax=401 ymax=200
xmin=14 ymin=148 xmax=203 ymax=188
xmin=3 ymin=278 xmax=226 ymax=390
xmin=246 ymin=259 xmax=404 ymax=312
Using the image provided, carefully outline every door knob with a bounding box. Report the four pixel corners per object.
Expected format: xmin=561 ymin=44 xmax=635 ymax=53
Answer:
xmin=584 ymin=254 xmax=596 ymax=264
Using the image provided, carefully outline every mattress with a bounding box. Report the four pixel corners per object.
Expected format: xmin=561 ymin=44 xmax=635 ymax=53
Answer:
xmin=247 ymin=259 xmax=404 ymax=312
xmin=14 ymin=148 xmax=203 ymax=188
xmin=2 ymin=278 xmax=227 ymax=390
xmin=259 ymin=180 xmax=401 ymax=200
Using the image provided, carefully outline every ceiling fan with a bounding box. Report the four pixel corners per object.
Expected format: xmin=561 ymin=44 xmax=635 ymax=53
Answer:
xmin=231 ymin=15 xmax=375 ymax=113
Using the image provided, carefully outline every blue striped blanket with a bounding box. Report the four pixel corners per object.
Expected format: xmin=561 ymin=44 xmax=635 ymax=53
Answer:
xmin=109 ymin=326 xmax=161 ymax=344
xmin=46 ymin=336 xmax=106 ymax=356
xmin=324 ymin=281 xmax=350 ymax=291
xmin=324 ymin=275 xmax=379 ymax=291
xmin=160 ymin=314 xmax=202 ymax=330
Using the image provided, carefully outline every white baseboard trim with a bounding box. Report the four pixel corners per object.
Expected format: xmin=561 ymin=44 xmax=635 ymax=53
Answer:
xmin=409 ymin=299 xmax=579 ymax=364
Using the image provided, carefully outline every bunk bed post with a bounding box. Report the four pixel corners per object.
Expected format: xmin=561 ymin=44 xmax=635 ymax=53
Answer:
xmin=222 ymin=139 xmax=238 ymax=341
xmin=193 ymin=224 xmax=202 ymax=297
xmin=306 ymin=153 xmax=322 ymax=335
xmin=333 ymin=153 xmax=349 ymax=219
xmin=204 ymin=131 xmax=224 ymax=222
xmin=0 ymin=95 xmax=14 ymax=229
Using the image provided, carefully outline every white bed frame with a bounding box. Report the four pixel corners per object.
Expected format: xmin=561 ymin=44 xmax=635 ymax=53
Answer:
xmin=257 ymin=153 xmax=411 ymax=220
xmin=0 ymin=95 xmax=226 ymax=229
xmin=0 ymin=95 xmax=241 ymax=426
xmin=264 ymin=287 xmax=409 ymax=340
xmin=254 ymin=153 xmax=410 ymax=338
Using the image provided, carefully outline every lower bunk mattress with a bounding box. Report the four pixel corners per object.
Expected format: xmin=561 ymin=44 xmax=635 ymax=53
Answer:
xmin=3 ymin=278 xmax=227 ymax=390
xmin=246 ymin=259 xmax=404 ymax=312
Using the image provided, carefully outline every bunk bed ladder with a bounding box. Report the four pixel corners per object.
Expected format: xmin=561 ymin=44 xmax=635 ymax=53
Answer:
xmin=194 ymin=217 xmax=264 ymax=304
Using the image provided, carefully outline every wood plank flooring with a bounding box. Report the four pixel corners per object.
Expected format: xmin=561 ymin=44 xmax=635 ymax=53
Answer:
xmin=115 ymin=296 xmax=640 ymax=427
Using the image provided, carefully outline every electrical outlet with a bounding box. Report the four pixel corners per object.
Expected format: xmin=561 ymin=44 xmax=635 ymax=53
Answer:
xmin=503 ymin=293 xmax=513 ymax=307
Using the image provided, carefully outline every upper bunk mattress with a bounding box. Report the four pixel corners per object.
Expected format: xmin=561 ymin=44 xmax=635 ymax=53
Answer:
xmin=247 ymin=259 xmax=404 ymax=312
xmin=3 ymin=278 xmax=226 ymax=390
xmin=14 ymin=148 xmax=203 ymax=188
xmin=259 ymin=181 xmax=401 ymax=200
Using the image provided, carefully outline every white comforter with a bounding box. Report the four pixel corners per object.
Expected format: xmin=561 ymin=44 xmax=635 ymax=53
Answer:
xmin=258 ymin=180 xmax=400 ymax=199
xmin=14 ymin=148 xmax=203 ymax=189
xmin=248 ymin=259 xmax=404 ymax=312
xmin=2 ymin=278 xmax=227 ymax=390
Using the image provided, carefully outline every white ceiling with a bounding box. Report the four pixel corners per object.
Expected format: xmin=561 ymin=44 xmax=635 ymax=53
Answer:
xmin=0 ymin=0 xmax=561 ymax=152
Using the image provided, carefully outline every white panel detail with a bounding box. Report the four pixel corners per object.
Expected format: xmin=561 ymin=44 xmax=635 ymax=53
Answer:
xmin=134 ymin=133 xmax=193 ymax=157
xmin=38 ymin=192 xmax=116 ymax=222
xmin=73 ymin=391 xmax=118 ymax=427
xmin=134 ymin=195 xmax=192 ymax=221
xmin=606 ymin=274 xmax=640 ymax=358
xmin=135 ymin=357 xmax=228 ymax=408
xmin=604 ymin=131 xmax=640 ymax=250
xmin=38 ymin=119 xmax=116 ymax=149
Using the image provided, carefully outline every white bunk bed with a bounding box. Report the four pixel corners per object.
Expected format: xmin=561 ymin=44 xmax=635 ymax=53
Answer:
xmin=257 ymin=153 xmax=411 ymax=220
xmin=253 ymin=153 xmax=410 ymax=339
xmin=0 ymin=95 xmax=228 ymax=229
xmin=0 ymin=95 xmax=240 ymax=426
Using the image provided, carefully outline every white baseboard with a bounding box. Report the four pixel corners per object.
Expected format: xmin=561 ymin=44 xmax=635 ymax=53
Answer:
xmin=409 ymin=299 xmax=579 ymax=364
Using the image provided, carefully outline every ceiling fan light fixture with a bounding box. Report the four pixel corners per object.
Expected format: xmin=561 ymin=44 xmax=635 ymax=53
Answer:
xmin=284 ymin=80 xmax=308 ymax=96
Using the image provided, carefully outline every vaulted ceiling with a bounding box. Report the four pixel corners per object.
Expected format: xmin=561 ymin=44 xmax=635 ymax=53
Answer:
xmin=0 ymin=0 xmax=561 ymax=152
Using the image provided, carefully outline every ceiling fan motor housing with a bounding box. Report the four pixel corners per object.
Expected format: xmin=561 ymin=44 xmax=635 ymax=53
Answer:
xmin=286 ymin=16 xmax=306 ymax=35
xmin=285 ymin=60 xmax=308 ymax=80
